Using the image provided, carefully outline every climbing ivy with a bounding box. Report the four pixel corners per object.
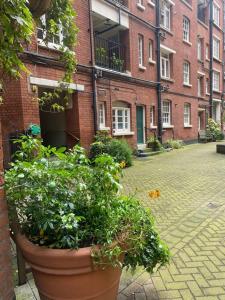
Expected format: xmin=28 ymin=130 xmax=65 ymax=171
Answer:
xmin=0 ymin=0 xmax=78 ymax=108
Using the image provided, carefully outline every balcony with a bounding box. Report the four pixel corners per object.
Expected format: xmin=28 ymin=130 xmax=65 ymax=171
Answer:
xmin=92 ymin=0 xmax=129 ymax=29
xmin=108 ymin=0 xmax=128 ymax=7
xmin=95 ymin=36 xmax=126 ymax=73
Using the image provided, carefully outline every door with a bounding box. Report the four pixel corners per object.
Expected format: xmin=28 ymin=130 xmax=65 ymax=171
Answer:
xmin=136 ymin=106 xmax=144 ymax=144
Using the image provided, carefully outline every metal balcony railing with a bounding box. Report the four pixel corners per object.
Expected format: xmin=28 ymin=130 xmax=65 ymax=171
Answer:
xmin=95 ymin=36 xmax=126 ymax=73
xmin=109 ymin=0 xmax=128 ymax=7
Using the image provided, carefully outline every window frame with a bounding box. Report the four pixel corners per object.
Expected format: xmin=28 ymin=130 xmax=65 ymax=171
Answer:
xmin=162 ymin=100 xmax=171 ymax=126
xmin=150 ymin=106 xmax=156 ymax=127
xmin=161 ymin=53 xmax=170 ymax=79
xmin=184 ymin=103 xmax=191 ymax=126
xmin=212 ymin=71 xmax=220 ymax=92
xmin=160 ymin=1 xmax=171 ymax=31
xmin=213 ymin=36 xmax=220 ymax=60
xmin=197 ymin=38 xmax=202 ymax=61
xmin=112 ymin=107 xmax=131 ymax=134
xmin=138 ymin=34 xmax=144 ymax=67
xmin=99 ymin=103 xmax=106 ymax=130
xmin=213 ymin=2 xmax=220 ymax=27
xmin=183 ymin=16 xmax=190 ymax=42
xmin=148 ymin=39 xmax=154 ymax=61
xmin=183 ymin=61 xmax=190 ymax=85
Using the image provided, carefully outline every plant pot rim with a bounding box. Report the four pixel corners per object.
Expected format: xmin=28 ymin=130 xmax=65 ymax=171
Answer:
xmin=16 ymin=233 xmax=95 ymax=273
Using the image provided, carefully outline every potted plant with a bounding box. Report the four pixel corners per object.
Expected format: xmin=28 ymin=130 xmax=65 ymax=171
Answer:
xmin=5 ymin=136 xmax=170 ymax=300
xmin=28 ymin=0 xmax=52 ymax=18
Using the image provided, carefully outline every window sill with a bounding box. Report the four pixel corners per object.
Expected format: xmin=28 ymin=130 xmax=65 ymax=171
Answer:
xmin=147 ymin=0 xmax=155 ymax=7
xmin=213 ymin=57 xmax=222 ymax=63
xmin=137 ymin=3 xmax=145 ymax=11
xmin=213 ymin=90 xmax=222 ymax=94
xmin=163 ymin=125 xmax=174 ymax=129
xmin=184 ymin=125 xmax=193 ymax=128
xmin=38 ymin=40 xmax=64 ymax=52
xmin=183 ymin=40 xmax=192 ymax=46
xmin=160 ymin=26 xmax=174 ymax=36
xmin=150 ymin=125 xmax=157 ymax=129
xmin=148 ymin=59 xmax=156 ymax=65
xmin=206 ymin=58 xmax=210 ymax=62
xmin=183 ymin=83 xmax=192 ymax=88
xmin=197 ymin=19 xmax=208 ymax=29
xmin=180 ymin=0 xmax=193 ymax=10
xmin=113 ymin=131 xmax=135 ymax=136
xmin=213 ymin=23 xmax=222 ymax=31
xmin=99 ymin=127 xmax=110 ymax=131
xmin=161 ymin=77 xmax=174 ymax=83
xmin=139 ymin=65 xmax=147 ymax=71
xmin=206 ymin=93 xmax=210 ymax=96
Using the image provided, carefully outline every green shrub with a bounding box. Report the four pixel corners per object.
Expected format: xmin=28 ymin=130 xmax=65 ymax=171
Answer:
xmin=90 ymin=131 xmax=133 ymax=167
xmin=106 ymin=139 xmax=133 ymax=167
xmin=165 ymin=139 xmax=184 ymax=149
xmin=147 ymin=137 xmax=163 ymax=151
xmin=5 ymin=136 xmax=170 ymax=272
xmin=206 ymin=118 xmax=223 ymax=141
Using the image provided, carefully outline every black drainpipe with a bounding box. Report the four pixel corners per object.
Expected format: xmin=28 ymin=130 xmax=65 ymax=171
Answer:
xmin=88 ymin=0 xmax=98 ymax=133
xmin=156 ymin=0 xmax=162 ymax=143
xmin=209 ymin=0 xmax=213 ymax=119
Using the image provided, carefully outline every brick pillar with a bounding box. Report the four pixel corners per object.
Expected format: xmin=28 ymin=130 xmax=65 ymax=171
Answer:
xmin=0 ymin=121 xmax=14 ymax=300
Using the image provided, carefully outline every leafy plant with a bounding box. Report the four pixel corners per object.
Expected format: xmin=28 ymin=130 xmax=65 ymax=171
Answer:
xmin=147 ymin=137 xmax=163 ymax=151
xmin=5 ymin=136 xmax=170 ymax=272
xmin=206 ymin=118 xmax=223 ymax=141
xmin=164 ymin=139 xmax=184 ymax=149
xmin=90 ymin=131 xmax=133 ymax=167
xmin=111 ymin=53 xmax=124 ymax=71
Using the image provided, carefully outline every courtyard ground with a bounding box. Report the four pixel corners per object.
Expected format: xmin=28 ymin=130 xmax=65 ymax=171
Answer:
xmin=15 ymin=142 xmax=225 ymax=300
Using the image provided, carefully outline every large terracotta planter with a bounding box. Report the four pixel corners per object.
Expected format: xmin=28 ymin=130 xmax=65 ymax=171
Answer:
xmin=16 ymin=234 xmax=123 ymax=300
xmin=28 ymin=0 xmax=52 ymax=18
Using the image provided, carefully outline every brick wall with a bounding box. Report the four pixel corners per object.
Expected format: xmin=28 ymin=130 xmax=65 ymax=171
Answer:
xmin=0 ymin=121 xmax=14 ymax=300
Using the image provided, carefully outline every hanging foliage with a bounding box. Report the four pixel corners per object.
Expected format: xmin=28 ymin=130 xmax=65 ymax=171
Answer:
xmin=0 ymin=0 xmax=78 ymax=108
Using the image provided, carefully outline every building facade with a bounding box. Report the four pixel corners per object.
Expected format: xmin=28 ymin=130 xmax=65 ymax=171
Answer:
xmin=0 ymin=0 xmax=224 ymax=166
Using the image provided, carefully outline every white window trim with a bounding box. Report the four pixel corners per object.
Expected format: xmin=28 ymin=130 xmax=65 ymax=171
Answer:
xmin=212 ymin=70 xmax=220 ymax=92
xmin=183 ymin=16 xmax=190 ymax=43
xmin=138 ymin=35 xmax=144 ymax=67
xmin=184 ymin=103 xmax=191 ymax=126
xmin=161 ymin=53 xmax=170 ymax=79
xmin=99 ymin=103 xmax=106 ymax=130
xmin=213 ymin=36 xmax=220 ymax=60
xmin=183 ymin=61 xmax=190 ymax=85
xmin=148 ymin=0 xmax=155 ymax=7
xmin=112 ymin=107 xmax=131 ymax=134
xmin=162 ymin=100 xmax=171 ymax=126
xmin=137 ymin=0 xmax=145 ymax=11
xmin=197 ymin=38 xmax=202 ymax=61
xmin=37 ymin=15 xmax=64 ymax=50
xmin=160 ymin=0 xmax=171 ymax=31
xmin=213 ymin=2 xmax=220 ymax=27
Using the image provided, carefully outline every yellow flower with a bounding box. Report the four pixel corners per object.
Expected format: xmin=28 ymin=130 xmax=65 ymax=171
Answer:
xmin=119 ymin=161 xmax=126 ymax=169
xmin=148 ymin=189 xmax=161 ymax=199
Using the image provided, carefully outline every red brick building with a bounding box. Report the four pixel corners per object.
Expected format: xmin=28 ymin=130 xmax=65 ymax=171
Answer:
xmin=0 ymin=0 xmax=224 ymax=164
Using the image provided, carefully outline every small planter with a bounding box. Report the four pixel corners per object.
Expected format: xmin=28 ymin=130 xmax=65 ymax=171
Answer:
xmin=28 ymin=0 xmax=52 ymax=18
xmin=16 ymin=234 xmax=123 ymax=300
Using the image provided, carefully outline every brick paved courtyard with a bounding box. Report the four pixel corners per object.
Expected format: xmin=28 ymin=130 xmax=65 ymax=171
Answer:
xmin=15 ymin=142 xmax=225 ymax=300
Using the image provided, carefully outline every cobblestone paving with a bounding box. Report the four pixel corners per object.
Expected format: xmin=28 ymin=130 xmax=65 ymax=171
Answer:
xmin=15 ymin=143 xmax=225 ymax=300
xmin=118 ymin=142 xmax=225 ymax=300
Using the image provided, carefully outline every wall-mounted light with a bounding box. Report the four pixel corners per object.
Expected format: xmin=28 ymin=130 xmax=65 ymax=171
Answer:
xmin=32 ymin=85 xmax=38 ymax=94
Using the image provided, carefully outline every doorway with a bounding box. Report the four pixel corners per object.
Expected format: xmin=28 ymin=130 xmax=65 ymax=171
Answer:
xmin=136 ymin=106 xmax=145 ymax=144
